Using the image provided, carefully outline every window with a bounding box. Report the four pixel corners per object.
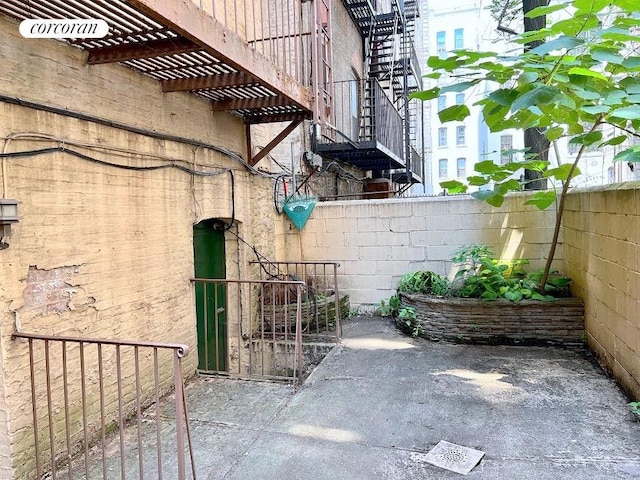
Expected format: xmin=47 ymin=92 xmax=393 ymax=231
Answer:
xmin=438 ymin=95 xmax=446 ymax=112
xmin=438 ymin=127 xmax=447 ymax=147
xmin=454 ymin=28 xmax=464 ymax=49
xmin=349 ymin=77 xmax=359 ymax=140
xmin=456 ymin=93 xmax=465 ymax=105
xmin=456 ymin=126 xmax=465 ymax=146
xmin=500 ymin=134 xmax=513 ymax=164
xmin=436 ymin=31 xmax=446 ymax=57
xmin=457 ymin=158 xmax=466 ymax=177
xmin=439 ymin=159 xmax=448 ymax=178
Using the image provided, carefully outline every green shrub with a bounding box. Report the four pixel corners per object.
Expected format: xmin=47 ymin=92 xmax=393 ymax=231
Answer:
xmin=397 ymin=271 xmax=449 ymax=296
xmin=450 ymin=245 xmax=571 ymax=302
xmin=377 ymin=294 xmax=400 ymax=317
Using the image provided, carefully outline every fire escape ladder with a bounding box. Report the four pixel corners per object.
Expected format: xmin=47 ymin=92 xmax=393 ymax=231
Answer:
xmin=313 ymin=0 xmax=334 ymax=144
xmin=360 ymin=22 xmax=376 ymax=141
xmin=320 ymin=0 xmax=334 ymax=123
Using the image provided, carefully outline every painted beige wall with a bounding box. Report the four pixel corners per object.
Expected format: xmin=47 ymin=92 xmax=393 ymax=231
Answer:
xmin=0 ymin=14 xmax=279 ymax=477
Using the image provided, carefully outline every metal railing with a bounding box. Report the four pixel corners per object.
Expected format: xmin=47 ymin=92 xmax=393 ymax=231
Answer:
xmin=191 ymin=278 xmax=305 ymax=385
xmin=321 ymin=79 xmax=404 ymax=161
xmin=192 ymin=0 xmax=313 ymax=86
xmin=12 ymin=333 xmax=195 ymax=480
xmin=410 ymin=145 xmax=423 ymax=182
xmin=251 ymin=261 xmax=343 ymax=342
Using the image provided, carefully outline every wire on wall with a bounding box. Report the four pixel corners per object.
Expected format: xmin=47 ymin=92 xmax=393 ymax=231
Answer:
xmin=0 ymin=144 xmax=237 ymax=229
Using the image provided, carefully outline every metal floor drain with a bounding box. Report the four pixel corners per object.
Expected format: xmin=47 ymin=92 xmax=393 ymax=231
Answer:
xmin=423 ymin=440 xmax=485 ymax=475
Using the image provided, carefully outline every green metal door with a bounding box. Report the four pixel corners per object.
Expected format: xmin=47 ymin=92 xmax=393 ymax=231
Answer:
xmin=193 ymin=221 xmax=227 ymax=372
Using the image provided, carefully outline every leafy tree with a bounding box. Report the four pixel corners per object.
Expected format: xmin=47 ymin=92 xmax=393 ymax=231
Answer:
xmin=412 ymin=0 xmax=640 ymax=292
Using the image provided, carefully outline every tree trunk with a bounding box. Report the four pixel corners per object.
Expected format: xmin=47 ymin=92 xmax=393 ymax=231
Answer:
xmin=523 ymin=0 xmax=549 ymax=190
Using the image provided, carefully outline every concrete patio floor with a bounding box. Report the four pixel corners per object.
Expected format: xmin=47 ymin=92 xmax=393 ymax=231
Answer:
xmin=104 ymin=315 xmax=640 ymax=479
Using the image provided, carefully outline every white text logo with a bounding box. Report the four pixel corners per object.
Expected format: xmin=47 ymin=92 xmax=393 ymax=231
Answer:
xmin=19 ymin=19 xmax=109 ymax=39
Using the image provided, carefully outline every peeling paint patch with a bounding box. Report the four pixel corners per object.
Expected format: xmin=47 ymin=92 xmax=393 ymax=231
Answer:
xmin=23 ymin=265 xmax=95 ymax=315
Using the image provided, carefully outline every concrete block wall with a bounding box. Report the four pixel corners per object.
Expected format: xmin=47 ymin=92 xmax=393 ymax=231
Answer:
xmin=283 ymin=186 xmax=640 ymax=400
xmin=286 ymin=193 xmax=560 ymax=307
xmin=564 ymin=183 xmax=640 ymax=400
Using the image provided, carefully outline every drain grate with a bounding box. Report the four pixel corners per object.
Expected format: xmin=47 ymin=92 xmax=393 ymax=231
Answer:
xmin=422 ymin=440 xmax=485 ymax=475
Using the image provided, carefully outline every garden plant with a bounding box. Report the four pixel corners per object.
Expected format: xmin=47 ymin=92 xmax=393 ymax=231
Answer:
xmin=411 ymin=0 xmax=640 ymax=292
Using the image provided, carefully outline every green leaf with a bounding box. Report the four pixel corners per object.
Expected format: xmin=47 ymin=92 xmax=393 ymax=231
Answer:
xmin=569 ymin=86 xmax=603 ymax=101
xmin=468 ymin=176 xmax=489 ymax=186
xmin=614 ymin=147 xmax=640 ymax=163
xmin=501 ymin=179 xmax=522 ymax=191
xmin=600 ymin=28 xmax=639 ymax=43
xmin=531 ymin=292 xmax=556 ymax=301
xmin=599 ymin=135 xmax=628 ymax=147
xmin=438 ymin=105 xmax=471 ymax=122
xmin=489 ymin=89 xmax=518 ymax=106
xmin=622 ymin=56 xmax=640 ymax=70
xmin=474 ymin=160 xmax=500 ymax=174
xmin=504 ymin=290 xmax=523 ymax=302
xmin=591 ymin=50 xmax=624 ymax=65
xmin=503 ymin=161 xmax=526 ymax=172
xmin=569 ymin=131 xmax=603 ymax=146
xmin=528 ymin=36 xmax=584 ymax=56
xmin=524 ymin=190 xmax=556 ymax=210
xmin=511 ymin=85 xmax=561 ymax=112
xmin=567 ymin=67 xmax=608 ymax=81
xmin=610 ymin=106 xmax=640 ymax=120
xmin=524 ymin=3 xmax=568 ymax=18
xmin=545 ymin=127 xmax=564 ymax=142
xmin=472 ymin=190 xmax=505 ymax=207
xmin=440 ymin=80 xmax=481 ymax=93
xmin=568 ymin=123 xmax=585 ymax=135
xmin=522 ymin=160 xmax=549 ymax=172
xmin=409 ymin=87 xmax=440 ymax=101
xmin=518 ymin=71 xmax=539 ymax=85
xmin=545 ymin=164 xmax=581 ymax=181
xmin=581 ymin=105 xmax=610 ymax=115
xmin=440 ymin=181 xmax=468 ymax=194
xmin=620 ymin=78 xmax=640 ymax=94
xmin=574 ymin=0 xmax=611 ymax=14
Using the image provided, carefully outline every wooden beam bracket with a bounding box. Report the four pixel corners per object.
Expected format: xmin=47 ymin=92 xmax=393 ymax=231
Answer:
xmin=246 ymin=119 xmax=305 ymax=167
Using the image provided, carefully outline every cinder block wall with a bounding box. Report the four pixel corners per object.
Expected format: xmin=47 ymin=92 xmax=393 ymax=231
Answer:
xmin=286 ymin=194 xmax=560 ymax=306
xmin=564 ymin=183 xmax=640 ymax=400
xmin=284 ymin=186 xmax=640 ymax=400
xmin=0 ymin=14 xmax=278 ymax=477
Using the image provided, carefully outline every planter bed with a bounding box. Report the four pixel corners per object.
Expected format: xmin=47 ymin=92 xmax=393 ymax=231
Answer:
xmin=398 ymin=292 xmax=584 ymax=346
xmin=263 ymin=294 xmax=349 ymax=334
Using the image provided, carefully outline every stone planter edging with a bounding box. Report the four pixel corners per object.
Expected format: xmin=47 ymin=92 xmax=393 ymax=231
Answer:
xmin=398 ymin=292 xmax=585 ymax=346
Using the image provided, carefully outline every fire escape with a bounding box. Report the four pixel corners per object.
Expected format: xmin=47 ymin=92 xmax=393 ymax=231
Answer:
xmin=314 ymin=0 xmax=424 ymax=194
xmin=0 ymin=0 xmax=316 ymax=166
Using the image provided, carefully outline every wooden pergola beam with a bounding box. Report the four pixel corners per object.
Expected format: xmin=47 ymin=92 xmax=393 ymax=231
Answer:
xmin=126 ymin=0 xmax=312 ymax=112
xmin=161 ymin=72 xmax=255 ymax=92
xmin=87 ymin=37 xmax=198 ymax=65
xmin=244 ymin=113 xmax=311 ymax=125
xmin=246 ymin=118 xmax=304 ymax=167
xmin=210 ymin=96 xmax=286 ymax=112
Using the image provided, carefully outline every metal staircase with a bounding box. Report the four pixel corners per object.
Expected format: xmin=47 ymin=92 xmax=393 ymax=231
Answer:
xmin=339 ymin=0 xmax=424 ymax=186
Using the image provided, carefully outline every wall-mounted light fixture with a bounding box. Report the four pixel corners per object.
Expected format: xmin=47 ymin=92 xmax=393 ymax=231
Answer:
xmin=0 ymin=199 xmax=19 ymax=239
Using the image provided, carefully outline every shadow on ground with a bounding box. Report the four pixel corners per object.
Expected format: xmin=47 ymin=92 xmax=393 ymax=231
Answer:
xmin=83 ymin=315 xmax=640 ymax=479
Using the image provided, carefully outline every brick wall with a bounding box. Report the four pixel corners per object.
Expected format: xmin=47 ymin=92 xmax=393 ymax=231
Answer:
xmin=0 ymin=14 xmax=277 ymax=477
